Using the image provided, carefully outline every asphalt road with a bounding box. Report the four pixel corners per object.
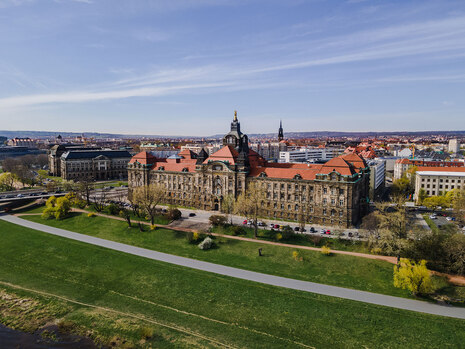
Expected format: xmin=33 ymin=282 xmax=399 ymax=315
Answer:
xmin=2 ymin=214 xmax=465 ymax=320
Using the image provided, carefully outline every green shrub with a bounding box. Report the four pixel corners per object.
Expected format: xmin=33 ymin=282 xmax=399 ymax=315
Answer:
xmin=281 ymin=225 xmax=294 ymax=240
xmin=105 ymin=203 xmax=119 ymax=216
xmin=209 ymin=215 xmax=227 ymax=226
xmin=140 ymin=326 xmax=153 ymax=339
xmin=231 ymin=226 xmax=246 ymax=236
xmin=166 ymin=208 xmax=182 ymax=221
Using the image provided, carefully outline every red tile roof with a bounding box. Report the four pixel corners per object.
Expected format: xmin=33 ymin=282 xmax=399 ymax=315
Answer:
xmin=129 ymin=151 xmax=157 ymax=165
xmin=416 ymin=167 xmax=465 ymax=173
xmin=319 ymin=157 xmax=356 ymax=176
xmin=204 ymin=145 xmax=239 ymax=164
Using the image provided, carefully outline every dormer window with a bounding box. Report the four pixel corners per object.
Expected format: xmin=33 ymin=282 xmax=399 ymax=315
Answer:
xmin=259 ymin=172 xmax=267 ymax=178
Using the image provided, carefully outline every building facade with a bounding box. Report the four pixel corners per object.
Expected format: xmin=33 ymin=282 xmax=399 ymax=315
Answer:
xmin=394 ymin=158 xmax=464 ymax=180
xmin=128 ymin=114 xmax=370 ymax=227
xmin=60 ymin=150 xmax=132 ymax=181
xmin=414 ymin=167 xmax=465 ymax=199
xmin=279 ymin=147 xmax=343 ymax=163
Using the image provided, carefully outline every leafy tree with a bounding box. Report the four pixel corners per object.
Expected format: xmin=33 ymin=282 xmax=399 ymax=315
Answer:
xmin=54 ymin=197 xmax=71 ymax=220
xmin=444 ymin=234 xmax=465 ymax=275
xmin=0 ymin=172 xmax=15 ymax=191
xmin=372 ymin=199 xmax=410 ymax=256
xmin=281 ymin=225 xmax=294 ymax=240
xmin=452 ymin=188 xmax=465 ymax=226
xmin=423 ymin=195 xmax=450 ymax=210
xmin=417 ymin=188 xmax=427 ymax=205
xmin=132 ymin=184 xmax=166 ymax=225
xmin=234 ymin=182 xmax=266 ymax=238
xmin=391 ymin=176 xmax=413 ymax=199
xmin=393 ymin=258 xmax=433 ymax=296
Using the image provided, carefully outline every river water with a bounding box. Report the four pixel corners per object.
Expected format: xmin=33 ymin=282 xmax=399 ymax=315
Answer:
xmin=0 ymin=324 xmax=97 ymax=348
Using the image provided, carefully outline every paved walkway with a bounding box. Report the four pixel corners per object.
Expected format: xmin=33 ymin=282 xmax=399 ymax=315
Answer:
xmin=2 ymin=214 xmax=465 ymax=319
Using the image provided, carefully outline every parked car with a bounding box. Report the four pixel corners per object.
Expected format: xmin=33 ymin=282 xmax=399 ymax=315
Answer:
xmin=320 ymin=229 xmax=326 ymax=234
xmin=294 ymin=226 xmax=300 ymax=232
xmin=446 ymin=216 xmax=453 ymax=221
xmin=273 ymin=224 xmax=280 ymax=229
xmin=429 ymin=214 xmax=437 ymax=219
xmin=348 ymin=232 xmax=353 ymax=237
xmin=257 ymin=221 xmax=265 ymax=226
xmin=16 ymin=194 xmax=24 ymax=198
xmin=243 ymin=220 xmax=248 ymax=225
xmin=309 ymin=227 xmax=316 ymax=233
xmin=325 ymin=230 xmax=331 ymax=235
xmin=189 ymin=213 xmax=196 ymax=217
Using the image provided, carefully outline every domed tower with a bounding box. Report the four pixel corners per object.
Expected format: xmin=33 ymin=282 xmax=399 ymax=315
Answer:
xmin=223 ymin=111 xmax=248 ymax=153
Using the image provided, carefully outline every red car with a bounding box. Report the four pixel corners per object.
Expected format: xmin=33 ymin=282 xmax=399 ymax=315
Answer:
xmin=325 ymin=230 xmax=331 ymax=235
xmin=273 ymin=224 xmax=280 ymax=229
xmin=243 ymin=220 xmax=248 ymax=225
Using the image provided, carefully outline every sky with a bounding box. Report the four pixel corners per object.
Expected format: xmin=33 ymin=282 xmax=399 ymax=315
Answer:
xmin=0 ymin=0 xmax=465 ymax=136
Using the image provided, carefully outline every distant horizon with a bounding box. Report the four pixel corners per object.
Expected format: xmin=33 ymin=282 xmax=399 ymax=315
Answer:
xmin=1 ymin=128 xmax=465 ymax=140
xmin=1 ymin=1 xmax=465 ymax=135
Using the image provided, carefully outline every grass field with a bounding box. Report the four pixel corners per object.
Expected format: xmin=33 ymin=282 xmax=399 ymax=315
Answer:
xmin=22 ymin=212 xmax=419 ymax=298
xmin=211 ymin=224 xmax=371 ymax=253
xmin=1 ymin=219 xmax=465 ymax=348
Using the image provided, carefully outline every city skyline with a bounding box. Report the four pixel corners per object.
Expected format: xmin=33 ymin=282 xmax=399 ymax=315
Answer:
xmin=1 ymin=0 xmax=465 ymax=135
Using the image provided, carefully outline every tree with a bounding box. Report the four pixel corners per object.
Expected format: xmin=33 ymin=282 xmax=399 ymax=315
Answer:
xmin=444 ymin=233 xmax=465 ymax=275
xmin=221 ymin=193 xmax=235 ymax=224
xmin=90 ymin=187 xmax=108 ymax=212
xmin=132 ymin=184 xmax=166 ymax=225
xmin=54 ymin=197 xmax=72 ymax=220
xmin=417 ymin=188 xmax=427 ymax=205
xmin=391 ymin=176 xmax=413 ymax=199
xmin=372 ymin=199 xmax=410 ymax=256
xmin=423 ymin=195 xmax=450 ymax=210
xmin=393 ymin=258 xmax=434 ymax=296
xmin=234 ymin=182 xmax=266 ymax=238
xmin=0 ymin=172 xmax=16 ymax=191
xmin=452 ymin=188 xmax=465 ymax=226
xmin=76 ymin=178 xmax=95 ymax=205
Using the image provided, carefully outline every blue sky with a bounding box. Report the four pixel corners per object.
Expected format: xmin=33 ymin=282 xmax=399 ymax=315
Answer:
xmin=0 ymin=0 xmax=464 ymax=136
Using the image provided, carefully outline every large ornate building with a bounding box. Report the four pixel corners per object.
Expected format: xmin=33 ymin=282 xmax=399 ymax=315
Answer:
xmin=49 ymin=144 xmax=131 ymax=181
xmin=128 ymin=113 xmax=370 ymax=227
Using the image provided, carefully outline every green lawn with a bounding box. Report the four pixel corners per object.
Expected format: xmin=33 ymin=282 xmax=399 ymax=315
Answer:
xmin=24 ymin=212 xmax=411 ymax=298
xmin=212 ymin=224 xmax=371 ymax=253
xmin=1 ymin=219 xmax=465 ymax=348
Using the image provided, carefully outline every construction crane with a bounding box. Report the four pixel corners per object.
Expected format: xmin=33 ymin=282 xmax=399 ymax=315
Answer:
xmin=409 ymin=144 xmax=415 ymax=159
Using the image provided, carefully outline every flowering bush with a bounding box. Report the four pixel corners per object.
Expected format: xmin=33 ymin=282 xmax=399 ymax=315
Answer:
xmin=321 ymin=246 xmax=331 ymax=256
xmin=198 ymin=237 xmax=213 ymax=250
xmin=87 ymin=212 xmax=96 ymax=218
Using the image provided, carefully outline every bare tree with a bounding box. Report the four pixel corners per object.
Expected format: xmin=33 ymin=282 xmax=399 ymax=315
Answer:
xmin=91 ymin=187 xmax=108 ymax=212
xmin=234 ymin=181 xmax=266 ymax=238
xmin=133 ymin=184 xmax=166 ymax=225
xmin=76 ymin=178 xmax=95 ymax=205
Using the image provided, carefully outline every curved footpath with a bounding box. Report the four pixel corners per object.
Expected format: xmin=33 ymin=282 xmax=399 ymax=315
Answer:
xmin=2 ymin=214 xmax=465 ymax=320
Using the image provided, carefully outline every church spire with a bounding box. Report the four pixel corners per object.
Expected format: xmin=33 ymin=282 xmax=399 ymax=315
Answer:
xmin=234 ymin=110 xmax=238 ymax=122
xmin=278 ymin=120 xmax=284 ymax=141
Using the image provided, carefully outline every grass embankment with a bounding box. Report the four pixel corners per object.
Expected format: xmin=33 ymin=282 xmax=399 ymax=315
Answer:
xmin=212 ymin=224 xmax=370 ymax=253
xmin=23 ymin=212 xmax=416 ymax=298
xmin=1 ymin=219 xmax=465 ymax=348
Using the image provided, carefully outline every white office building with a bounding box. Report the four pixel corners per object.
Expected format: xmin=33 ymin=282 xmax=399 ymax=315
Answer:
xmin=279 ymin=147 xmax=343 ymax=163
